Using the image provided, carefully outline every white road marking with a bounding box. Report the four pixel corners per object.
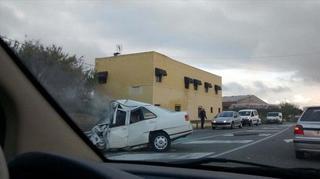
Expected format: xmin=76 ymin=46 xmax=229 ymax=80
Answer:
xmin=173 ymin=130 xmax=245 ymax=144
xmin=222 ymin=133 xmax=271 ymax=137
xmin=106 ymin=152 xmax=215 ymax=161
xmin=261 ymin=127 xmax=283 ymax=130
xmin=183 ymin=140 xmax=253 ymax=144
xmin=284 ymin=139 xmax=293 ymax=143
xmin=245 ymin=129 xmax=279 ymax=133
xmin=209 ymin=126 xmax=291 ymax=158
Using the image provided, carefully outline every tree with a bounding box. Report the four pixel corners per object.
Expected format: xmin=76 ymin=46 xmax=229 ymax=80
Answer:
xmin=280 ymin=102 xmax=303 ymax=121
xmin=4 ymin=38 xmax=112 ymax=130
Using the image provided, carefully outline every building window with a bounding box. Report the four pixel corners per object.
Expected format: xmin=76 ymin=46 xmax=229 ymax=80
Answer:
xmin=184 ymin=76 xmax=193 ymax=89
xmin=155 ymin=67 xmax=167 ymax=83
xmin=154 ymin=104 xmax=161 ymax=106
xmin=175 ymin=105 xmax=181 ymax=111
xmin=97 ymin=71 xmax=108 ymax=84
xmin=214 ymin=85 xmax=222 ymax=94
xmin=204 ymin=82 xmax=213 ymax=93
xmin=218 ymin=108 xmax=221 ymax=113
xmin=156 ymin=75 xmax=162 ymax=82
xmin=193 ymin=79 xmax=202 ymax=90
xmin=210 ymin=107 xmax=213 ymax=113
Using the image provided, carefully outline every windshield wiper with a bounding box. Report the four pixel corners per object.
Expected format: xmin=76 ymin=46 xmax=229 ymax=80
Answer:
xmin=169 ymin=157 xmax=277 ymax=168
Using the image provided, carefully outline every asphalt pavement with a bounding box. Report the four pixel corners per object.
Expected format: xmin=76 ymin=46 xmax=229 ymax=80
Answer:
xmin=106 ymin=123 xmax=320 ymax=169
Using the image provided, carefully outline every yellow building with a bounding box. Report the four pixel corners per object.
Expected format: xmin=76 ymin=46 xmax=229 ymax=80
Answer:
xmin=95 ymin=51 xmax=222 ymax=121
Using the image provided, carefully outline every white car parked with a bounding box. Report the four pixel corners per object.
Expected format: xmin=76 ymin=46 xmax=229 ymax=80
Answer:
xmin=88 ymin=100 xmax=193 ymax=152
xmin=266 ymin=112 xmax=283 ymax=124
xmin=239 ymin=109 xmax=261 ymax=126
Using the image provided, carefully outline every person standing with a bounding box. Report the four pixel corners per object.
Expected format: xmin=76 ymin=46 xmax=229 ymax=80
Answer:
xmin=199 ymin=107 xmax=207 ymax=129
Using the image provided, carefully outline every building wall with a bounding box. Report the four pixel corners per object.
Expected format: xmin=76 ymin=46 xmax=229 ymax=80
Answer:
xmin=152 ymin=52 xmax=222 ymax=121
xmin=95 ymin=52 xmax=154 ymax=103
xmin=95 ymin=51 xmax=222 ymax=121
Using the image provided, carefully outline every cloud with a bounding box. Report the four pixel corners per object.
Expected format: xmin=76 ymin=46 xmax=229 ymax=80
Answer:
xmin=223 ymin=81 xmax=291 ymax=104
xmin=1 ymin=0 xmax=320 ymax=105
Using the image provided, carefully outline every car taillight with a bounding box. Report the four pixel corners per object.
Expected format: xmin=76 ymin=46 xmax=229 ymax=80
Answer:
xmin=185 ymin=114 xmax=189 ymax=121
xmin=294 ymin=125 xmax=304 ymax=135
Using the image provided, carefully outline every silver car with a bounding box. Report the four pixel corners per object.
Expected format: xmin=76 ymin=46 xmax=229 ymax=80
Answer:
xmin=294 ymin=106 xmax=320 ymax=159
xmin=212 ymin=111 xmax=242 ymax=129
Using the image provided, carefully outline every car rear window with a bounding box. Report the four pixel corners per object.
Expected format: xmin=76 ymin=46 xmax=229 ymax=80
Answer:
xmin=300 ymin=107 xmax=320 ymax=122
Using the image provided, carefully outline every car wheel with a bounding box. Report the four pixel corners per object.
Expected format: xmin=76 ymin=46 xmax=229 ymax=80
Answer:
xmin=249 ymin=121 xmax=252 ymax=126
xmin=212 ymin=125 xmax=216 ymax=130
xmin=231 ymin=122 xmax=235 ymax=129
xmin=239 ymin=123 xmax=243 ymax=128
xmin=150 ymin=132 xmax=171 ymax=152
xmin=295 ymin=151 xmax=305 ymax=159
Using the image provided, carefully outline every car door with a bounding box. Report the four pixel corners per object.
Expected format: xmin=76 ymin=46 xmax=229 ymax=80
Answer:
xmin=128 ymin=107 xmax=157 ymax=146
xmin=234 ymin=112 xmax=241 ymax=125
xmin=107 ymin=108 xmax=129 ymax=149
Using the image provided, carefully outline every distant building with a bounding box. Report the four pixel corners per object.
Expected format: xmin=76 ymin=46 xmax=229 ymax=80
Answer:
xmin=223 ymin=95 xmax=278 ymax=110
xmin=95 ymin=51 xmax=222 ymax=120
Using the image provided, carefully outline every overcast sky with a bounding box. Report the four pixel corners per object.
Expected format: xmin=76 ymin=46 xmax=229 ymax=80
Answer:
xmin=1 ymin=0 xmax=320 ymax=107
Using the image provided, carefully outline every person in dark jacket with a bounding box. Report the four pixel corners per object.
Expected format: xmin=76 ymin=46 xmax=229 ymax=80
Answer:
xmin=199 ymin=107 xmax=207 ymax=129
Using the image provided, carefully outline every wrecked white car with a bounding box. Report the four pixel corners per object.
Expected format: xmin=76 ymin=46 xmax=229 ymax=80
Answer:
xmin=86 ymin=99 xmax=193 ymax=152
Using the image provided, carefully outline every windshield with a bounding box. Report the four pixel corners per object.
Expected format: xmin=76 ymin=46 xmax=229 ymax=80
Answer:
xmin=2 ymin=0 xmax=319 ymax=171
xmin=219 ymin=112 xmax=234 ymax=117
xmin=300 ymin=107 xmax=320 ymax=122
xmin=267 ymin=112 xmax=279 ymax=117
xmin=239 ymin=111 xmax=251 ymax=116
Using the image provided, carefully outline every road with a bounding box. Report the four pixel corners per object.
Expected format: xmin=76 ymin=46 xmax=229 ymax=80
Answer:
xmin=106 ymin=123 xmax=320 ymax=169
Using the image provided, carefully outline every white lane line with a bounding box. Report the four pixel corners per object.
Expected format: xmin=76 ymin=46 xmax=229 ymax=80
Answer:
xmin=209 ymin=126 xmax=291 ymax=158
xmin=261 ymin=127 xmax=283 ymax=130
xmin=222 ymin=133 xmax=272 ymax=137
xmin=173 ymin=130 xmax=245 ymax=144
xmin=284 ymin=139 xmax=293 ymax=143
xmin=183 ymin=140 xmax=253 ymax=144
xmin=107 ymin=152 xmax=215 ymax=161
xmin=245 ymin=129 xmax=279 ymax=133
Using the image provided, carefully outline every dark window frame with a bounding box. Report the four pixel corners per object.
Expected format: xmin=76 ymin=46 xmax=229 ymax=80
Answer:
xmin=141 ymin=107 xmax=157 ymax=119
xmin=97 ymin=71 xmax=108 ymax=84
xmin=175 ymin=105 xmax=181 ymax=112
xmin=155 ymin=68 xmax=167 ymax=83
xmin=110 ymin=109 xmax=127 ymax=128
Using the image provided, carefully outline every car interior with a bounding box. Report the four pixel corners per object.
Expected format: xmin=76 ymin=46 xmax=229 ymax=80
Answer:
xmin=1 ymin=38 xmax=320 ymax=179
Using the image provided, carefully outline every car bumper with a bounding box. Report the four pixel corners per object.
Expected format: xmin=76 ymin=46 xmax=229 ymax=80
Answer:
xmin=294 ymin=138 xmax=320 ymax=152
xmin=241 ymin=119 xmax=251 ymax=125
xmin=212 ymin=122 xmax=231 ymax=128
xmin=266 ymin=119 xmax=280 ymax=123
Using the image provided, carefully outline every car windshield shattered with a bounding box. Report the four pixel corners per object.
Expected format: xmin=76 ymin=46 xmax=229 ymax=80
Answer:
xmin=2 ymin=0 xmax=320 ymax=171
